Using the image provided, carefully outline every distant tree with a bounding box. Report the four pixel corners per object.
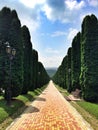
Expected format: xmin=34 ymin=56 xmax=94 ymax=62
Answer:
xmin=66 ymin=47 xmax=72 ymax=92
xmin=38 ymin=62 xmax=50 ymax=87
xmin=53 ymin=55 xmax=68 ymax=88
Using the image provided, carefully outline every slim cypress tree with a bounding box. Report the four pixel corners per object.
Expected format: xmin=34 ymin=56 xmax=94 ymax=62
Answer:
xmin=38 ymin=62 xmax=50 ymax=87
xmin=30 ymin=49 xmax=38 ymax=90
xmin=71 ymin=32 xmax=81 ymax=91
xmin=0 ymin=7 xmax=23 ymax=98
xmin=21 ymin=25 xmax=33 ymax=94
xmin=53 ymin=56 xmax=68 ymax=88
xmin=66 ymin=47 xmax=72 ymax=92
xmin=8 ymin=10 xmax=23 ymax=97
xmin=0 ymin=7 xmax=11 ymax=91
xmin=80 ymin=14 xmax=98 ymax=102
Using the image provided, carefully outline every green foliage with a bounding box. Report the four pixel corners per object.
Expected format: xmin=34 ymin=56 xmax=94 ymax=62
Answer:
xmin=80 ymin=14 xmax=98 ymax=102
xmin=0 ymin=7 xmax=23 ymax=97
xmin=38 ymin=62 xmax=50 ymax=88
xmin=71 ymin=32 xmax=81 ymax=91
xmin=9 ymin=10 xmax=23 ymax=97
xmin=54 ymin=14 xmax=98 ymax=102
xmin=66 ymin=47 xmax=72 ymax=92
xmin=53 ymin=56 xmax=68 ymax=89
xmin=30 ymin=49 xmax=38 ymax=90
xmin=21 ymin=25 xmax=33 ymax=94
xmin=0 ymin=7 xmax=49 ymax=101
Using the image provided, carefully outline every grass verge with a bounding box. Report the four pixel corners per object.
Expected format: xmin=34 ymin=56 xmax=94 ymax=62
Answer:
xmin=71 ymin=101 xmax=98 ymax=130
xmin=0 ymin=84 xmax=47 ymax=130
xmin=55 ymin=84 xmax=69 ymax=96
xmin=57 ymin=85 xmax=98 ymax=130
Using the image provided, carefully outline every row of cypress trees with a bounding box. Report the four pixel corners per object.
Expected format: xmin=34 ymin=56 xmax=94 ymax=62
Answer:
xmin=0 ymin=7 xmax=50 ymax=98
xmin=53 ymin=14 xmax=98 ymax=102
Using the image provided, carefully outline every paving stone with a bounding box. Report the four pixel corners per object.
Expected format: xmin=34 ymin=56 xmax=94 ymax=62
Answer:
xmin=6 ymin=81 xmax=93 ymax=130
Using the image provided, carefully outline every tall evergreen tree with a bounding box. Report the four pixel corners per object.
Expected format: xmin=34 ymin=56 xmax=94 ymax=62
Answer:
xmin=30 ymin=49 xmax=38 ymax=90
xmin=21 ymin=25 xmax=33 ymax=94
xmin=0 ymin=7 xmax=23 ymax=98
xmin=0 ymin=7 xmax=11 ymax=91
xmin=80 ymin=14 xmax=98 ymax=102
xmin=66 ymin=47 xmax=72 ymax=92
xmin=9 ymin=10 xmax=23 ymax=97
xmin=71 ymin=32 xmax=81 ymax=91
xmin=0 ymin=7 xmax=49 ymax=100
xmin=53 ymin=56 xmax=68 ymax=88
xmin=38 ymin=62 xmax=50 ymax=87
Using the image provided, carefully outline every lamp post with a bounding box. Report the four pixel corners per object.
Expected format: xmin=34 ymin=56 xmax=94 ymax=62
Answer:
xmin=6 ymin=42 xmax=16 ymax=106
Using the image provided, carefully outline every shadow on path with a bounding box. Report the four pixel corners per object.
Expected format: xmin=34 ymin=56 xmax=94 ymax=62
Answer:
xmin=24 ymin=106 xmax=39 ymax=113
xmin=36 ymin=97 xmax=46 ymax=102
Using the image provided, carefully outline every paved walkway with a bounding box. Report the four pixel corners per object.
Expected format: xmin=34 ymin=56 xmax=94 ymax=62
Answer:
xmin=7 ymin=81 xmax=93 ymax=130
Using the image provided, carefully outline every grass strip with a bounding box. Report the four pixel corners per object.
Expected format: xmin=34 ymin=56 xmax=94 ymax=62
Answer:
xmin=57 ymin=85 xmax=98 ymax=130
xmin=0 ymin=84 xmax=47 ymax=130
xmin=71 ymin=101 xmax=98 ymax=130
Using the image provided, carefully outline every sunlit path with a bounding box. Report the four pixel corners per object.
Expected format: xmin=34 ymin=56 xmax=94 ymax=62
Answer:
xmin=7 ymin=81 xmax=93 ymax=130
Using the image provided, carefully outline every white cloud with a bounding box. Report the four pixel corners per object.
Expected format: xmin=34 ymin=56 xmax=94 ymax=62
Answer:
xmin=65 ymin=0 xmax=85 ymax=10
xmin=51 ymin=31 xmax=67 ymax=37
xmin=20 ymin=15 xmax=40 ymax=32
xmin=87 ymin=0 xmax=98 ymax=7
xmin=39 ymin=54 xmax=62 ymax=68
xmin=19 ymin=0 xmax=46 ymax=8
xmin=42 ymin=4 xmax=53 ymax=20
xmin=42 ymin=0 xmax=85 ymax=23
xmin=45 ymin=48 xmax=60 ymax=54
xmin=38 ymin=47 xmax=63 ymax=68
xmin=67 ymin=28 xmax=79 ymax=42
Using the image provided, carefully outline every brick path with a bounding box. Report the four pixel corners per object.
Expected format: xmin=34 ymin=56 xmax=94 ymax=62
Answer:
xmin=7 ymin=81 xmax=93 ymax=130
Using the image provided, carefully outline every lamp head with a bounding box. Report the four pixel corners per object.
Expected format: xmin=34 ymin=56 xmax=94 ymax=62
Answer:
xmin=6 ymin=45 xmax=11 ymax=54
xmin=12 ymin=48 xmax=16 ymax=56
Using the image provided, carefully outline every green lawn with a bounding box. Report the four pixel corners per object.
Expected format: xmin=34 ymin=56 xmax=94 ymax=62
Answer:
xmin=0 ymin=85 xmax=47 ymax=127
xmin=77 ymin=101 xmax=98 ymax=119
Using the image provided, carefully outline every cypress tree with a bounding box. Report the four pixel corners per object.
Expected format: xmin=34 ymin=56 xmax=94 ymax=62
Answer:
xmin=80 ymin=14 xmax=98 ymax=102
xmin=0 ymin=7 xmax=49 ymax=99
xmin=53 ymin=56 xmax=68 ymax=88
xmin=53 ymin=65 xmax=62 ymax=86
xmin=66 ymin=47 xmax=72 ymax=92
xmin=53 ymin=54 xmax=69 ymax=90
xmin=8 ymin=10 xmax=23 ymax=97
xmin=0 ymin=7 xmax=11 ymax=91
xmin=71 ymin=32 xmax=81 ymax=91
xmin=61 ymin=56 xmax=68 ymax=89
xmin=30 ymin=49 xmax=38 ymax=90
xmin=21 ymin=25 xmax=33 ymax=94
xmin=0 ymin=7 xmax=23 ymax=98
xmin=38 ymin=62 xmax=50 ymax=87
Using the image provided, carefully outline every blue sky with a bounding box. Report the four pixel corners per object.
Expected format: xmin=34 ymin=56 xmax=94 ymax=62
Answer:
xmin=0 ymin=0 xmax=98 ymax=68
